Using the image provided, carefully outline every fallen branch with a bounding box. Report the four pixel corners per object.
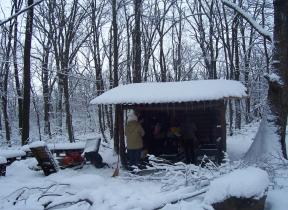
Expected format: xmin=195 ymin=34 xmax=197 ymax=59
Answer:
xmin=3 ymin=183 xmax=71 ymax=206
xmin=154 ymin=187 xmax=208 ymax=210
xmin=37 ymin=193 xmax=63 ymax=201
xmin=45 ymin=198 xmax=93 ymax=210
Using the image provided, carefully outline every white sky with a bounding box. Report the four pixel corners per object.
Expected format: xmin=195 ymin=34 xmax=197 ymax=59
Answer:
xmin=0 ymin=0 xmax=13 ymax=20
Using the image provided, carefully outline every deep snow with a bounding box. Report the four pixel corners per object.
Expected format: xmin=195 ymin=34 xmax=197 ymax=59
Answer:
xmin=0 ymin=122 xmax=287 ymax=210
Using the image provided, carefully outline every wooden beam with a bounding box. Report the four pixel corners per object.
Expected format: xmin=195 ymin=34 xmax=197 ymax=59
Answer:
xmin=118 ymin=105 xmax=127 ymax=168
xmin=219 ymin=101 xmax=227 ymax=153
xmin=122 ymin=101 xmax=224 ymax=111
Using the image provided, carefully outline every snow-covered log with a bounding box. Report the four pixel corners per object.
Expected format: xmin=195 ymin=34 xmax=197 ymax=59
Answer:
xmin=204 ymin=167 xmax=269 ymax=205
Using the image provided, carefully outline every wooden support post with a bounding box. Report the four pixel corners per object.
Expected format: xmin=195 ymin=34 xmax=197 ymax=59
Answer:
xmin=113 ymin=105 xmax=120 ymax=154
xmin=220 ymin=100 xmax=227 ymax=153
xmin=119 ymin=106 xmax=128 ymax=168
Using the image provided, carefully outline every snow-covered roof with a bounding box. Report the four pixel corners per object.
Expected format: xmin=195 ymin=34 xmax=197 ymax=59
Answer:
xmin=90 ymin=80 xmax=247 ymax=105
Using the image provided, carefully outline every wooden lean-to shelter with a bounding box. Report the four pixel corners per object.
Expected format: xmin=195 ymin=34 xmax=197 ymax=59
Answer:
xmin=90 ymin=79 xmax=247 ymax=166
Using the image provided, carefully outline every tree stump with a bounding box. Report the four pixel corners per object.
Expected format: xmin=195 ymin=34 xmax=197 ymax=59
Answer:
xmin=212 ymin=196 xmax=267 ymax=210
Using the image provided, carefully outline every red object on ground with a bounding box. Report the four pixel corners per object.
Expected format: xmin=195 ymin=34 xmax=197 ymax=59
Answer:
xmin=62 ymin=152 xmax=84 ymax=166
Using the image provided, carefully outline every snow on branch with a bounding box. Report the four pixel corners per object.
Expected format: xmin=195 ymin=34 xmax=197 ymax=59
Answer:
xmin=264 ymin=72 xmax=283 ymax=86
xmin=0 ymin=0 xmax=45 ymax=27
xmin=222 ymin=0 xmax=272 ymax=42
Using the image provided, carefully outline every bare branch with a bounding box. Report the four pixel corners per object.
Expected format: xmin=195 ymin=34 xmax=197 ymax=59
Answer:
xmin=0 ymin=0 xmax=45 ymax=27
xmin=222 ymin=0 xmax=272 ymax=41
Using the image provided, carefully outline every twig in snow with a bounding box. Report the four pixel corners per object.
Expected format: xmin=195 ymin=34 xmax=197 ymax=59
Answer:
xmin=154 ymin=187 xmax=208 ymax=210
xmin=2 ymin=183 xmax=71 ymax=205
xmin=45 ymin=198 xmax=93 ymax=210
xmin=37 ymin=193 xmax=63 ymax=201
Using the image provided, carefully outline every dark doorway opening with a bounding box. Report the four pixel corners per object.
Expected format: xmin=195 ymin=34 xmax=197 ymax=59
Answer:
xmin=135 ymin=108 xmax=222 ymax=164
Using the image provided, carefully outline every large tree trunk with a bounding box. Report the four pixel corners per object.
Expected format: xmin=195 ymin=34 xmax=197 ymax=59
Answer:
xmin=13 ymin=0 xmax=23 ymax=135
xmin=21 ymin=0 xmax=34 ymax=145
xmin=0 ymin=110 xmax=2 ymax=131
xmin=31 ymin=89 xmax=42 ymax=141
xmin=1 ymin=20 xmax=13 ymax=145
xmin=241 ymin=21 xmax=254 ymax=124
xmin=2 ymin=66 xmax=11 ymax=145
xmin=42 ymin=41 xmax=52 ymax=138
xmin=112 ymin=0 xmax=120 ymax=153
xmin=245 ymin=0 xmax=288 ymax=160
xmin=90 ymin=0 xmax=106 ymax=142
xmin=234 ymin=18 xmax=241 ymax=130
xmin=55 ymin=79 xmax=63 ymax=134
xmin=132 ymin=0 xmax=142 ymax=83
xmin=266 ymin=0 xmax=288 ymax=159
xmin=63 ymin=70 xmax=75 ymax=143
xmin=159 ymin=35 xmax=167 ymax=82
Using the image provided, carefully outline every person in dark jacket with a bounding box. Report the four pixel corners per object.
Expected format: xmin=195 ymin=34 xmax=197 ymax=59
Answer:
xmin=125 ymin=110 xmax=145 ymax=166
xmin=180 ymin=118 xmax=198 ymax=163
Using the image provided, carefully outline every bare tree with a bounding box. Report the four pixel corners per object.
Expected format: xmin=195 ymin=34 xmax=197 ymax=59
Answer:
xmin=22 ymin=0 xmax=34 ymax=145
xmin=46 ymin=0 xmax=91 ymax=142
xmin=89 ymin=0 xmax=108 ymax=142
xmin=263 ymin=0 xmax=288 ymax=158
xmin=12 ymin=0 xmax=24 ymax=135
xmin=187 ymin=0 xmax=220 ymax=79
xmin=223 ymin=0 xmax=288 ymax=160
xmin=33 ymin=5 xmax=54 ymax=138
xmin=132 ymin=0 xmax=142 ymax=83
xmin=172 ymin=0 xmax=184 ymax=81
xmin=0 ymin=20 xmax=13 ymax=145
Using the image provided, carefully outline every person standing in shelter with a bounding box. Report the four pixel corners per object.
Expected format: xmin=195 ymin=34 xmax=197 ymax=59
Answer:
xmin=180 ymin=118 xmax=198 ymax=163
xmin=125 ymin=110 xmax=145 ymax=166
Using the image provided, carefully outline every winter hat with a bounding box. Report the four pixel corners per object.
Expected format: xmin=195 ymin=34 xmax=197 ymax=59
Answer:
xmin=127 ymin=110 xmax=138 ymax=122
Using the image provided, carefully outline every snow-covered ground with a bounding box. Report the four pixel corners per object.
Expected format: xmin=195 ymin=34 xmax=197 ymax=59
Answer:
xmin=0 ymin=122 xmax=287 ymax=210
xmin=226 ymin=122 xmax=258 ymax=161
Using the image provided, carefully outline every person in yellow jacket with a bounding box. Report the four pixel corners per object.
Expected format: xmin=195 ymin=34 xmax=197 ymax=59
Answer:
xmin=125 ymin=110 xmax=145 ymax=166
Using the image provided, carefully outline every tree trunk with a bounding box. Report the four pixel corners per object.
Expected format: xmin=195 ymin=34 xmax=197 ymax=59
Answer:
xmin=31 ymin=89 xmax=42 ymax=141
xmin=261 ymin=0 xmax=270 ymax=74
xmin=0 ymin=110 xmax=2 ymax=131
xmin=265 ymin=0 xmax=288 ymax=159
xmin=0 ymin=16 xmax=14 ymax=145
xmin=240 ymin=20 xmax=254 ymax=124
xmin=124 ymin=4 xmax=132 ymax=83
xmin=63 ymin=72 xmax=75 ymax=143
xmin=98 ymin=106 xmax=107 ymax=143
xmin=21 ymin=0 xmax=34 ymax=145
xmin=132 ymin=0 xmax=142 ymax=83
xmin=234 ymin=18 xmax=241 ymax=130
xmin=55 ymin=80 xmax=63 ymax=134
xmin=13 ymin=0 xmax=23 ymax=135
xmin=159 ymin=35 xmax=167 ymax=82
xmin=105 ymin=105 xmax=113 ymax=139
xmin=246 ymin=0 xmax=288 ymax=160
xmin=229 ymin=100 xmax=233 ymax=136
xmin=42 ymin=42 xmax=52 ymax=138
xmin=114 ymin=105 xmax=120 ymax=154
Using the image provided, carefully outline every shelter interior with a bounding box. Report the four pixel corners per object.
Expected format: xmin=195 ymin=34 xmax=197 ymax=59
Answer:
xmin=123 ymin=100 xmax=226 ymax=164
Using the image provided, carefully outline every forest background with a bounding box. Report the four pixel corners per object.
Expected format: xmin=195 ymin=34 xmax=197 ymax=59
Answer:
xmin=0 ymin=0 xmax=275 ymax=148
